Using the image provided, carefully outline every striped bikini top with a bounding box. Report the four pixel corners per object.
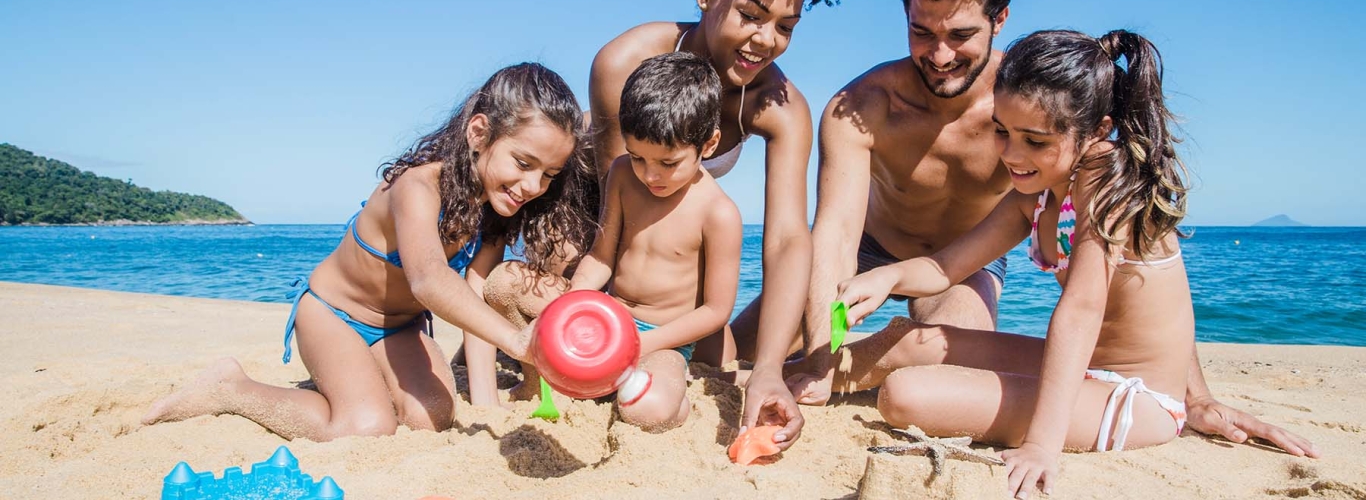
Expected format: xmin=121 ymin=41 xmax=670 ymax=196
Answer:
xmin=1028 ymin=180 xmax=1076 ymax=274
xmin=1028 ymin=178 xmax=1184 ymax=273
xmin=677 ymin=27 xmax=749 ymax=179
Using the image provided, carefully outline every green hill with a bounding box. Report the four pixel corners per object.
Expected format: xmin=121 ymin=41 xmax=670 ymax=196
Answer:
xmin=0 ymin=143 xmax=248 ymax=225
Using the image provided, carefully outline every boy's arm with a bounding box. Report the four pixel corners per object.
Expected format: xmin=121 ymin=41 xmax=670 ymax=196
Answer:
xmin=570 ymin=156 xmax=626 ymax=292
xmin=637 ymin=196 xmax=743 ymax=355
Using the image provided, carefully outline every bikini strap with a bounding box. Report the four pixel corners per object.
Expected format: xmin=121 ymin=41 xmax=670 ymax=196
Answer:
xmin=737 ymin=85 xmax=746 ymax=137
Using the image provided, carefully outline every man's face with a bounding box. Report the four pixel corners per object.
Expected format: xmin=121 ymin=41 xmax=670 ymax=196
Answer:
xmin=906 ymin=0 xmax=1004 ymax=98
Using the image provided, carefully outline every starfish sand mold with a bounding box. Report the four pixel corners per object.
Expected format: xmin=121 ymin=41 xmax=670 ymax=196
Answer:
xmin=867 ymin=426 xmax=1006 ymax=479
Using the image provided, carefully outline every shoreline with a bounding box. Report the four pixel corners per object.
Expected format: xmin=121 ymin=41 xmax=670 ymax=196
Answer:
xmin=0 ymin=281 xmax=1362 ymax=498
xmin=2 ymin=218 xmax=252 ymax=227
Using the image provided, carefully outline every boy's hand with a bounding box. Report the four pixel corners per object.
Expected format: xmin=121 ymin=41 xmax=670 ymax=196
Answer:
xmin=741 ymin=369 xmax=805 ymax=451
xmin=835 ymin=267 xmax=899 ymax=327
xmin=1001 ymin=442 xmax=1058 ymax=499
xmin=1186 ymin=395 xmax=1320 ymax=458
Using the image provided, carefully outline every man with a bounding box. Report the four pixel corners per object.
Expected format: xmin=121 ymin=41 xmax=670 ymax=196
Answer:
xmin=744 ymin=0 xmax=1318 ymax=458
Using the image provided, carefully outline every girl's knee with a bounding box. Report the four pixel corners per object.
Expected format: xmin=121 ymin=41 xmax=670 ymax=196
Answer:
xmin=396 ymin=393 xmax=455 ymax=432
xmin=877 ymin=368 xmax=941 ymax=429
xmin=482 ymin=262 xmax=528 ymax=314
xmin=330 ymin=410 xmax=399 ymax=439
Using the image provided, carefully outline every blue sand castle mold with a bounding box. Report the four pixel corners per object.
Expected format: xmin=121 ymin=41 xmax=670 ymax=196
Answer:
xmin=161 ymin=446 xmax=344 ymax=500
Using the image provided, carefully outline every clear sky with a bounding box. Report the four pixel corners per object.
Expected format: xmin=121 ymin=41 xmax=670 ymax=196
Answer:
xmin=3 ymin=1 xmax=1363 ymax=226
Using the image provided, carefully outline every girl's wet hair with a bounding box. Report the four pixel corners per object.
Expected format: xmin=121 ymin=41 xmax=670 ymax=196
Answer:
xmin=379 ymin=63 xmax=598 ymax=275
xmin=997 ymin=29 xmax=1189 ymax=260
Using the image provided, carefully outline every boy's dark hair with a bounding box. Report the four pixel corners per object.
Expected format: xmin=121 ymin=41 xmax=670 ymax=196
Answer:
xmin=903 ymin=0 xmax=1009 ymax=22
xmin=618 ymin=52 xmax=721 ymax=152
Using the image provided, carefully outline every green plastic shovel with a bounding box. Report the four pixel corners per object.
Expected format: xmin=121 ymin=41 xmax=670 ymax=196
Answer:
xmin=530 ymin=377 xmax=560 ymax=421
xmin=830 ymin=301 xmax=849 ymax=353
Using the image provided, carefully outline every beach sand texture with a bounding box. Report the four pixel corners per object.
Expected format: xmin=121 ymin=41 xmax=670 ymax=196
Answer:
xmin=0 ymin=281 xmax=1362 ymax=499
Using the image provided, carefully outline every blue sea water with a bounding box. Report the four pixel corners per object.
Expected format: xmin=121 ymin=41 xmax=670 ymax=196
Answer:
xmin=1 ymin=225 xmax=1362 ymax=345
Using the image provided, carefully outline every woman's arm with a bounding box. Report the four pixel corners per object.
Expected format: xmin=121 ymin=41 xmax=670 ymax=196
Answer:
xmin=750 ymin=76 xmax=815 ymax=377
xmin=388 ymin=170 xmax=528 ymax=360
xmin=638 ymin=197 xmax=743 ymax=355
xmin=569 ymin=156 xmax=627 ymax=292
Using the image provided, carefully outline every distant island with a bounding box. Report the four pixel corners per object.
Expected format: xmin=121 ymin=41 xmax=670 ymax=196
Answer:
xmin=0 ymin=143 xmax=249 ymax=226
xmin=1253 ymin=214 xmax=1307 ymax=227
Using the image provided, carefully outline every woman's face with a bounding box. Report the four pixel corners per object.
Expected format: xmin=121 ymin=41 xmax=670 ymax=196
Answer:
xmin=469 ymin=113 xmax=575 ymax=217
xmin=992 ymin=91 xmax=1098 ymax=194
xmin=698 ymin=0 xmax=802 ymax=87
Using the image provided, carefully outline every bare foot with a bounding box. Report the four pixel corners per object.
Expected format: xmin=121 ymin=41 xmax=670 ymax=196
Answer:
xmin=783 ymin=353 xmax=835 ymax=406
xmin=142 ymin=358 xmax=247 ymax=425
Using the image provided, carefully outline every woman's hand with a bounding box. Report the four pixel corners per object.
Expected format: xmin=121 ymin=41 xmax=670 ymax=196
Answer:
xmin=835 ymin=266 xmax=900 ymax=327
xmin=1001 ymin=442 xmax=1059 ymax=499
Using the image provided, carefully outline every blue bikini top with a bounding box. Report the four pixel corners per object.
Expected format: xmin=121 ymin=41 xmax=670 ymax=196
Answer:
xmin=346 ymin=201 xmax=480 ymax=271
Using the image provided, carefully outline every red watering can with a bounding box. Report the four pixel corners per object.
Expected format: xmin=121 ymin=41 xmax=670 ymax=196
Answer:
xmin=533 ymin=290 xmax=651 ymax=405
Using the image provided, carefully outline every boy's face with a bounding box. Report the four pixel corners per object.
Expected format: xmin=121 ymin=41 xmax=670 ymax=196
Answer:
xmin=623 ymin=132 xmax=720 ymax=198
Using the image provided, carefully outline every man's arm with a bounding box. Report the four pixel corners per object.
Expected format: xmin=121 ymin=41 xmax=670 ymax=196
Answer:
xmin=802 ymin=86 xmax=878 ymax=376
xmin=1184 ymin=344 xmax=1321 ymax=457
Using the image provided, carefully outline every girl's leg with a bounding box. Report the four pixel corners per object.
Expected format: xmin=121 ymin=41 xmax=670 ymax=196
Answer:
xmin=482 ymin=261 xmax=569 ymax=401
xmin=878 ymin=365 xmax=1181 ymax=451
xmin=143 ymin=294 xmax=399 ymax=441
xmin=369 ymin=320 xmax=458 ymax=432
xmin=617 ymin=350 xmax=690 ymax=432
xmin=786 ymin=317 xmax=1046 ymax=395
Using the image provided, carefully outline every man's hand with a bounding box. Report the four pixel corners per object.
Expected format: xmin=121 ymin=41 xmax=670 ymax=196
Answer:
xmin=1186 ymin=395 xmax=1320 ymax=458
xmin=742 ymin=369 xmax=805 ymax=451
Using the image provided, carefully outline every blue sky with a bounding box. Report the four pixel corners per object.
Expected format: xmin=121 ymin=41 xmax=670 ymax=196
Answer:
xmin=3 ymin=1 xmax=1363 ymax=226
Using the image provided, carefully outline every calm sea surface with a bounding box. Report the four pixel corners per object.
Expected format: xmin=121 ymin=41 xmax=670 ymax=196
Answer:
xmin=1 ymin=225 xmax=1362 ymax=345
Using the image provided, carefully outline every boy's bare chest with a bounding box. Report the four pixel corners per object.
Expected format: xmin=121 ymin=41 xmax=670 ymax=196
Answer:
xmin=619 ymin=196 xmax=707 ymax=259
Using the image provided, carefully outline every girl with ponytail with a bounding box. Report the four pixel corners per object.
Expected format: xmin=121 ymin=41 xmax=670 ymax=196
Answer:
xmin=830 ymin=29 xmax=1205 ymax=497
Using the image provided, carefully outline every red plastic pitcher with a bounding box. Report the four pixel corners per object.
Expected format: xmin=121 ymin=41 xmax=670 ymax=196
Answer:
xmin=533 ymin=290 xmax=652 ymax=405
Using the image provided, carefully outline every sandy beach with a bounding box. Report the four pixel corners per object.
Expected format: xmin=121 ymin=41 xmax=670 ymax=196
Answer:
xmin=0 ymin=281 xmax=1361 ymax=499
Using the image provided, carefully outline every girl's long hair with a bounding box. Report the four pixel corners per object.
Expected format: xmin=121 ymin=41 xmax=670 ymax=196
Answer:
xmin=997 ymin=30 xmax=1189 ymax=259
xmin=379 ymin=63 xmax=598 ymax=274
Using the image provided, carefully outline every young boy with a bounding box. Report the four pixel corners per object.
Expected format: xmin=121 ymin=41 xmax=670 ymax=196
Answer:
xmin=568 ymin=51 xmax=743 ymax=430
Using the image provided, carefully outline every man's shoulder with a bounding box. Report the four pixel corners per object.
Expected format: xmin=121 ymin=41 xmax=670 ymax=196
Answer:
xmin=824 ymin=58 xmax=917 ymax=123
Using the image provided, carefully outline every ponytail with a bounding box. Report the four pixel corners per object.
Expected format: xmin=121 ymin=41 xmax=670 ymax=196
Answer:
xmin=1090 ymin=30 xmax=1189 ymax=259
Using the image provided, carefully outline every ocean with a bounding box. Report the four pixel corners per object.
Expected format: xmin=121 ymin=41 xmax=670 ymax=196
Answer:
xmin=1 ymin=225 xmax=1362 ymax=346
